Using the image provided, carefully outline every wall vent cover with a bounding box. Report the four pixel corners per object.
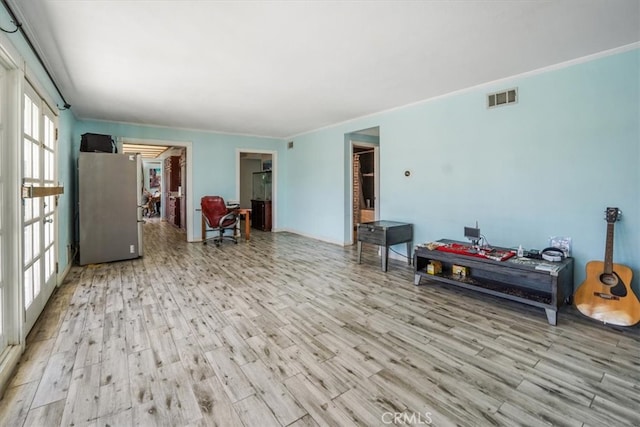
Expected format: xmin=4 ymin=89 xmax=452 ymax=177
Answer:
xmin=487 ymin=88 xmax=517 ymax=108
xmin=288 ymin=141 xmax=294 ymax=149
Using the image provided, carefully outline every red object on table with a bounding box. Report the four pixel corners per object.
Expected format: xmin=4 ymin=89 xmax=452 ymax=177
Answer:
xmin=436 ymin=243 xmax=515 ymax=261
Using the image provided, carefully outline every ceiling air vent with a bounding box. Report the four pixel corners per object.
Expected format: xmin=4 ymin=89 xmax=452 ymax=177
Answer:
xmin=288 ymin=141 xmax=294 ymax=149
xmin=487 ymin=88 xmax=517 ymax=108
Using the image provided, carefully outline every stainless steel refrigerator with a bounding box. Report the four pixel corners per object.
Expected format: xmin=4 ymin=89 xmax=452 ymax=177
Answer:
xmin=78 ymin=152 xmax=144 ymax=265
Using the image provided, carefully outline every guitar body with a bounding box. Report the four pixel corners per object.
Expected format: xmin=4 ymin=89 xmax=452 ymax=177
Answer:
xmin=575 ymin=261 xmax=640 ymax=326
xmin=574 ymin=207 xmax=640 ymax=327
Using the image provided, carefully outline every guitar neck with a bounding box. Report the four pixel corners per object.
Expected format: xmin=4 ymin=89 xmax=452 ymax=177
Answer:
xmin=604 ymin=222 xmax=614 ymax=274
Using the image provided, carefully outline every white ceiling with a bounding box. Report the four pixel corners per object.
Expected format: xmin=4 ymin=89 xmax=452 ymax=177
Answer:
xmin=6 ymin=1 xmax=640 ymax=138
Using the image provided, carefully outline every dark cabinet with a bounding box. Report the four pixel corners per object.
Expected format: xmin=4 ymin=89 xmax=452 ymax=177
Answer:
xmin=359 ymin=151 xmax=375 ymax=209
xmin=167 ymin=197 xmax=180 ymax=228
xmin=164 ymin=156 xmax=180 ymax=192
xmin=164 ymin=154 xmax=183 ymax=228
xmin=179 ymin=152 xmax=186 ymax=231
xmin=251 ymin=200 xmax=272 ymax=231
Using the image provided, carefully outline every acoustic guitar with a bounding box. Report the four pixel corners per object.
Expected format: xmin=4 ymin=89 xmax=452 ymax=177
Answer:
xmin=574 ymin=207 xmax=640 ymax=326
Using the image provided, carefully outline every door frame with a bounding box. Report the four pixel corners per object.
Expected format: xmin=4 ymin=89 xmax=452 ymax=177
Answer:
xmin=0 ymin=37 xmax=23 ymax=394
xmin=235 ymin=148 xmax=277 ymax=230
xmin=120 ymin=138 xmax=195 ymax=241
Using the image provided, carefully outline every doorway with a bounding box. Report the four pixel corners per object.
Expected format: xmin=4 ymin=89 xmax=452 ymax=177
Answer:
xmin=121 ymin=138 xmax=194 ymax=242
xmin=349 ymin=127 xmax=380 ymax=244
xmin=236 ymin=149 xmax=277 ymax=231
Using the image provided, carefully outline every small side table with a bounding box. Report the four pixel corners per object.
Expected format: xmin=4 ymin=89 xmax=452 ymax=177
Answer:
xmin=236 ymin=208 xmax=251 ymax=241
xmin=357 ymin=220 xmax=413 ymax=272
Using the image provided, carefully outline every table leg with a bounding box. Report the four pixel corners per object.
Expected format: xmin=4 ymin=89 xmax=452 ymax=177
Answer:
xmin=544 ymin=308 xmax=557 ymax=326
xmin=357 ymin=241 xmax=362 ymax=264
xmin=414 ymin=274 xmax=421 ymax=285
xmin=244 ymin=211 xmax=251 ymax=241
xmin=406 ymin=241 xmax=412 ymax=266
xmin=382 ymin=245 xmax=388 ymax=272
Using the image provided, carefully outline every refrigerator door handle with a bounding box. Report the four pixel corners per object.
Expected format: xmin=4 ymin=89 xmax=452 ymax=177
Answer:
xmin=136 ymin=153 xmax=144 ymax=258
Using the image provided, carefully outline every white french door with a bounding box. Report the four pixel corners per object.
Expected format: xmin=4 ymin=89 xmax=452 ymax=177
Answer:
xmin=0 ymin=63 xmax=8 ymax=355
xmin=22 ymin=83 xmax=57 ymax=333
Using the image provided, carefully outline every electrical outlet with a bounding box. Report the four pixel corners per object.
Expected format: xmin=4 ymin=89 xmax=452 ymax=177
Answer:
xmin=130 ymin=245 xmax=135 ymax=254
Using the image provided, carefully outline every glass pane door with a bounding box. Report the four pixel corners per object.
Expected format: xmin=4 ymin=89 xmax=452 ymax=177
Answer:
xmin=23 ymin=84 xmax=57 ymax=333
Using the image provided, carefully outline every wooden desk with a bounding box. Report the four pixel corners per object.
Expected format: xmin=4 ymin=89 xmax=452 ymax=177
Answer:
xmin=200 ymin=208 xmax=252 ymax=241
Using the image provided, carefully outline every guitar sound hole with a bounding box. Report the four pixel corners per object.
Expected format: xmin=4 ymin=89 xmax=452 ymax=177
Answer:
xmin=600 ymin=273 xmax=618 ymax=286
xmin=600 ymin=272 xmax=628 ymax=297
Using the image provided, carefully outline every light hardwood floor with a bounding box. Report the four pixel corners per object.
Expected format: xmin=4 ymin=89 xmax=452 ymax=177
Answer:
xmin=0 ymin=220 xmax=638 ymax=426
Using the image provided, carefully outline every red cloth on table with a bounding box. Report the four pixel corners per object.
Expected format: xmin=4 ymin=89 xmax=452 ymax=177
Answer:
xmin=436 ymin=243 xmax=515 ymax=261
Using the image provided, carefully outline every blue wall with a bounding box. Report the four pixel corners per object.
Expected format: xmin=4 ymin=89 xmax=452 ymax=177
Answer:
xmin=57 ymin=111 xmax=77 ymax=274
xmin=73 ymin=120 xmax=284 ymax=240
xmin=7 ymin=0 xmax=638 ymax=297
xmin=287 ymin=48 xmax=640 ymax=292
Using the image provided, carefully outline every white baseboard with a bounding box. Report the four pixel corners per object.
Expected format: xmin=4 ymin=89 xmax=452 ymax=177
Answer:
xmin=273 ymin=227 xmax=347 ymax=246
xmin=274 ymin=228 xmax=414 ymax=263
xmin=0 ymin=345 xmax=23 ymax=399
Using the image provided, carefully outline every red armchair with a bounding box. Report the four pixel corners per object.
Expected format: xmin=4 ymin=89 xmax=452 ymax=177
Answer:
xmin=201 ymin=196 xmax=239 ymax=246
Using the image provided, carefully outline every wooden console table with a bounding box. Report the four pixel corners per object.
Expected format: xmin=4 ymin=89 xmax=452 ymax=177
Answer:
xmin=357 ymin=220 xmax=413 ymax=272
xmin=414 ymin=240 xmax=574 ymax=325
